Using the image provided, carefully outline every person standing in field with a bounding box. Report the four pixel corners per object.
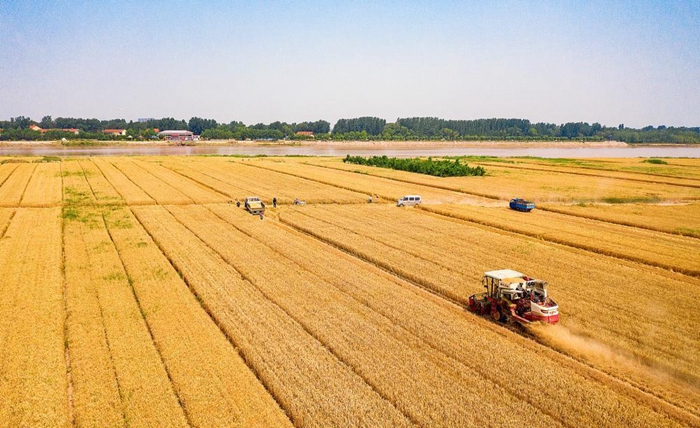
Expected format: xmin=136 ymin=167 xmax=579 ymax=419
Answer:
xmin=236 ymin=200 xmax=240 ymax=208
xmin=273 ymin=197 xmax=277 ymax=208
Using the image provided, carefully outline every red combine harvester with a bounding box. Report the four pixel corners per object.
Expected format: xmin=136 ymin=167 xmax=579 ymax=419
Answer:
xmin=468 ymin=269 xmax=559 ymax=325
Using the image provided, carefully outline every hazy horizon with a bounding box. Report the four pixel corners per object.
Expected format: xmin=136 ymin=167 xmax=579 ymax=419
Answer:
xmin=1 ymin=0 xmax=699 ymax=128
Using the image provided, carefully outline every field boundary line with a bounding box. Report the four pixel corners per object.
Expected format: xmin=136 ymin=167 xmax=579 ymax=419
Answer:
xmin=417 ymin=205 xmax=700 ymax=278
xmin=238 ymin=162 xmax=398 ymax=200
xmin=0 ymin=163 xmax=20 ymax=189
xmin=207 ymin=205 xmax=581 ymax=428
xmin=16 ymin=163 xmax=37 ymax=207
xmin=0 ymin=209 xmax=16 ymax=239
xmin=128 ymin=207 xmax=298 ymax=427
xmin=59 ymin=162 xmax=75 ymax=426
xmin=156 ymin=162 xmax=233 ymax=200
xmin=116 ymin=160 xmax=193 ymax=205
xmin=128 ymin=161 xmax=196 ymax=204
xmin=77 ymin=160 xmax=98 ymax=202
xmin=102 ymin=212 xmax=194 ymax=428
xmin=277 ymin=211 xmax=700 ymax=426
xmin=90 ymin=159 xmax=156 ymax=206
xmin=538 ymin=205 xmax=700 ymax=240
xmin=165 ymin=206 xmax=421 ymax=427
xmin=479 ymin=161 xmax=700 ymax=187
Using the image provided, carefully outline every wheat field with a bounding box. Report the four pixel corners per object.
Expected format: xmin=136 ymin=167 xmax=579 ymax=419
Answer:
xmin=0 ymin=155 xmax=697 ymax=427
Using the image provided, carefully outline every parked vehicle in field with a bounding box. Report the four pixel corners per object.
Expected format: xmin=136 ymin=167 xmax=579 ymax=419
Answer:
xmin=397 ymin=195 xmax=422 ymax=207
xmin=468 ymin=269 xmax=559 ymax=325
xmin=509 ymin=198 xmax=535 ymax=212
xmin=244 ymin=196 xmax=265 ymax=215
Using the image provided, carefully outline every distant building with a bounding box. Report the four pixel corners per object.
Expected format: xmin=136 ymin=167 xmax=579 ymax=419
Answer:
xmin=29 ymin=125 xmax=79 ymax=134
xmin=138 ymin=118 xmax=155 ymax=123
xmin=158 ymin=130 xmax=196 ymax=141
xmin=103 ymin=129 xmax=127 ymax=136
xmin=295 ymin=131 xmax=314 ymax=138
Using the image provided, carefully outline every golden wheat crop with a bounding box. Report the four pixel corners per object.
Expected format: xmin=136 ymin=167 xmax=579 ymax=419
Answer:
xmin=78 ymin=159 xmax=125 ymax=204
xmin=102 ymin=205 xmax=292 ymax=427
xmin=20 ymin=162 xmax=63 ymax=207
xmin=279 ymin=204 xmax=700 ymax=400
xmin=163 ymin=157 xmax=369 ymax=204
xmin=249 ymin=158 xmax=494 ymax=204
xmin=300 ymin=157 xmax=700 ymax=202
xmin=208 ymin=203 xmax=696 ymax=427
xmin=63 ymin=205 xmax=189 ymax=427
xmin=91 ymin=158 xmax=155 ymax=205
xmin=107 ymin=159 xmax=193 ymax=205
xmin=420 ymin=204 xmax=700 ymax=276
xmin=132 ymin=204 xmax=412 ymax=427
xmin=0 ymin=208 xmax=69 ymax=427
xmin=0 ymin=163 xmax=36 ymax=207
xmin=541 ymin=202 xmax=700 ymax=238
xmin=132 ymin=159 xmax=231 ymax=204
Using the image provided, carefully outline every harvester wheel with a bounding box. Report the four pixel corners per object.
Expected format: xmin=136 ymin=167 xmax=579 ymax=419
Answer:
xmin=491 ymin=308 xmax=503 ymax=322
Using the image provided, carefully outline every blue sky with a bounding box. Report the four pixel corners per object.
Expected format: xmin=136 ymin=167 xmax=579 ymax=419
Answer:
xmin=1 ymin=0 xmax=698 ymax=127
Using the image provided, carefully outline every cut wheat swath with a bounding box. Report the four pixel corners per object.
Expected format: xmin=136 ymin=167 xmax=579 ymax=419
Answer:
xmin=0 ymin=208 xmax=69 ymax=427
xmin=103 ymin=205 xmax=292 ymax=428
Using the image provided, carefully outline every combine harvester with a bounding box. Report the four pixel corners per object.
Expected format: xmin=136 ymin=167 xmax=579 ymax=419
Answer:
xmin=509 ymin=198 xmax=535 ymax=212
xmin=468 ymin=269 xmax=559 ymax=325
xmin=244 ymin=196 xmax=266 ymax=215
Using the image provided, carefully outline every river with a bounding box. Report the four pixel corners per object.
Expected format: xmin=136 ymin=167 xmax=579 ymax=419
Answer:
xmin=1 ymin=145 xmax=699 ymax=158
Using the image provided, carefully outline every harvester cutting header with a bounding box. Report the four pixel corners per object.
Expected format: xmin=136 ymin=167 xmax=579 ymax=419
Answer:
xmin=468 ymin=269 xmax=559 ymax=325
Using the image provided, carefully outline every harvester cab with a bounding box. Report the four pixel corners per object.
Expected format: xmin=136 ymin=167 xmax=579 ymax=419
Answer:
xmin=468 ymin=269 xmax=559 ymax=325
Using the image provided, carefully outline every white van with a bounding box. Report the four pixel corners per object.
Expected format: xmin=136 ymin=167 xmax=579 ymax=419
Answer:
xmin=397 ymin=195 xmax=422 ymax=207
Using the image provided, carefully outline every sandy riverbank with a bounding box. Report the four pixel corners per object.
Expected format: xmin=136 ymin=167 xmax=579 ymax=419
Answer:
xmin=0 ymin=139 xmax=630 ymax=149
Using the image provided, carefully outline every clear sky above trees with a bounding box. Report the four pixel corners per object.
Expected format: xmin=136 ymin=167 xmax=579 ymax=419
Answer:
xmin=1 ymin=0 xmax=698 ymax=128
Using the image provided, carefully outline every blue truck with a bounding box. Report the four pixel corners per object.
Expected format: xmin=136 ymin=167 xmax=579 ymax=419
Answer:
xmin=509 ymin=198 xmax=535 ymax=212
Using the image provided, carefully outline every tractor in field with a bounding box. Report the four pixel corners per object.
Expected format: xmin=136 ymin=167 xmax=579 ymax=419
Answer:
xmin=468 ymin=269 xmax=559 ymax=325
xmin=509 ymin=198 xmax=535 ymax=212
xmin=244 ymin=196 xmax=266 ymax=215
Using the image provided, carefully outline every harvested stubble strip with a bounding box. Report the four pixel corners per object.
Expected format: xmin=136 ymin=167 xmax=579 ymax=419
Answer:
xmin=132 ymin=159 xmax=230 ymax=204
xmin=160 ymin=161 xmax=251 ymax=198
xmin=61 ymin=160 xmax=97 ymax=205
xmin=177 ymin=159 xmax=367 ymax=204
xmin=168 ymin=204 xmax=554 ymax=428
xmin=419 ymin=204 xmax=700 ymax=277
xmin=0 ymin=208 xmax=69 ymax=427
xmin=63 ymin=207 xmax=125 ymax=427
xmin=90 ymin=158 xmax=154 ymax=205
xmin=540 ymin=203 xmax=700 ymax=238
xmin=251 ymin=159 xmax=489 ymax=204
xmin=0 ymin=163 xmax=36 ymax=207
xmin=79 ymin=159 xmax=125 ymax=204
xmin=281 ymin=205 xmax=700 ymax=412
xmin=103 ymin=205 xmax=292 ymax=428
xmin=110 ymin=160 xmax=193 ymax=205
xmin=64 ymin=206 xmax=189 ymax=427
xmin=132 ymin=205 xmax=412 ymax=428
xmin=212 ymin=203 xmax=695 ymax=428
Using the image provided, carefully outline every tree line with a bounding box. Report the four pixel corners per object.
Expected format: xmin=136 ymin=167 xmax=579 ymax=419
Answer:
xmin=343 ymin=155 xmax=486 ymax=177
xmin=1 ymin=115 xmax=698 ymax=143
